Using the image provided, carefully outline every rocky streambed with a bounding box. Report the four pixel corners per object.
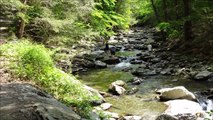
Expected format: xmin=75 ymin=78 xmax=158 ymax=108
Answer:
xmin=71 ymin=27 xmax=213 ymax=120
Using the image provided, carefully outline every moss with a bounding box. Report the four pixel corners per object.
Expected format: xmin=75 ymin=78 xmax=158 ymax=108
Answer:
xmin=79 ymin=69 xmax=134 ymax=91
xmin=115 ymin=51 xmax=140 ymax=57
xmin=105 ymin=95 xmax=167 ymax=116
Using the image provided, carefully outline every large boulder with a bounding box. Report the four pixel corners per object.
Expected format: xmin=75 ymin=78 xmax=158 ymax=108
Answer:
xmin=0 ymin=83 xmax=81 ymax=120
xmin=83 ymin=85 xmax=105 ymax=105
xmin=72 ymin=58 xmax=95 ymax=68
xmin=102 ymin=56 xmax=120 ymax=64
xmin=156 ymin=100 xmax=207 ymax=120
xmin=194 ymin=70 xmax=213 ymax=80
xmin=88 ymin=50 xmax=105 ymax=60
xmin=109 ymin=80 xmax=126 ymax=95
xmin=156 ymin=86 xmax=196 ymax=101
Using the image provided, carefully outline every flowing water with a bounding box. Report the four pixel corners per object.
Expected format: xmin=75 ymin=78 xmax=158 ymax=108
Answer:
xmin=76 ymin=27 xmax=213 ymax=118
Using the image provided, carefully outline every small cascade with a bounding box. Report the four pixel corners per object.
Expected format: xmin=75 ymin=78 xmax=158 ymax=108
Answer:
xmin=195 ymin=92 xmax=213 ymax=111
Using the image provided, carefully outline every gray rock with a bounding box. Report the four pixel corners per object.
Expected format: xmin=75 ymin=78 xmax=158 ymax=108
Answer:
xmin=194 ymin=70 xmax=213 ymax=80
xmin=147 ymin=44 xmax=152 ymax=51
xmin=133 ymin=45 xmax=148 ymax=50
xmin=100 ymin=103 xmax=112 ymax=110
xmin=0 ymin=83 xmax=81 ymax=120
xmin=156 ymin=86 xmax=196 ymax=101
xmin=126 ymin=87 xmax=139 ymax=95
xmin=160 ymin=68 xmax=173 ymax=75
xmin=72 ymin=58 xmax=95 ymax=68
xmin=123 ymin=116 xmax=142 ymax=120
xmin=132 ymin=68 xmax=157 ymax=76
xmin=109 ymin=80 xmax=126 ymax=95
xmin=111 ymin=80 xmax=126 ymax=87
xmin=150 ymin=58 xmax=161 ymax=64
xmin=156 ymin=100 xmax=206 ymax=120
xmin=156 ymin=114 xmax=178 ymax=120
xmin=132 ymin=77 xmax=144 ymax=85
xmin=83 ymin=85 xmax=105 ymax=105
xmin=95 ymin=60 xmax=107 ymax=68
xmin=102 ymin=111 xmax=119 ymax=119
xmin=90 ymin=50 xmax=105 ymax=59
xmin=102 ymin=56 xmax=120 ymax=64
xmin=89 ymin=111 xmax=101 ymax=120
xmin=130 ymin=60 xmax=143 ymax=64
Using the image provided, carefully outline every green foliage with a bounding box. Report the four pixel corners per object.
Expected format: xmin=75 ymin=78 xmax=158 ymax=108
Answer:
xmin=90 ymin=0 xmax=132 ymax=37
xmin=131 ymin=0 xmax=153 ymax=25
xmin=157 ymin=22 xmax=171 ymax=32
xmin=205 ymin=110 xmax=213 ymax=120
xmin=0 ymin=0 xmax=24 ymax=10
xmin=0 ymin=41 xmax=101 ymax=117
xmin=19 ymin=46 xmax=54 ymax=79
xmin=157 ymin=22 xmax=181 ymax=39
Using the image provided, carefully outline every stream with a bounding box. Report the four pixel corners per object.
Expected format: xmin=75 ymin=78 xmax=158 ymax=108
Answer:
xmin=73 ymin=27 xmax=213 ymax=119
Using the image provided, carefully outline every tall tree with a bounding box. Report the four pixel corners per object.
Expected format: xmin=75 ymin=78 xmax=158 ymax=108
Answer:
xmin=174 ymin=0 xmax=179 ymax=20
xmin=162 ymin=0 xmax=168 ymax=21
xmin=18 ymin=0 xmax=27 ymax=39
xmin=183 ymin=0 xmax=193 ymax=41
xmin=150 ymin=0 xmax=160 ymax=22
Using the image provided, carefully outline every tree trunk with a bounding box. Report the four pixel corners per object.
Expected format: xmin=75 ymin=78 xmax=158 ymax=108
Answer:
xmin=18 ymin=19 xmax=25 ymax=39
xmin=150 ymin=0 xmax=160 ymax=22
xmin=18 ymin=0 xmax=27 ymax=39
xmin=183 ymin=0 xmax=193 ymax=41
xmin=174 ymin=0 xmax=179 ymax=20
xmin=162 ymin=0 xmax=168 ymax=21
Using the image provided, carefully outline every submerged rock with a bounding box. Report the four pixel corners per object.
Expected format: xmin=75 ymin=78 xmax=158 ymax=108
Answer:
xmin=156 ymin=86 xmax=196 ymax=101
xmin=132 ymin=68 xmax=157 ymax=76
xmin=132 ymin=77 xmax=144 ymax=85
xmin=126 ymin=87 xmax=139 ymax=95
xmin=194 ymin=70 xmax=213 ymax=80
xmin=102 ymin=111 xmax=120 ymax=119
xmin=0 ymin=83 xmax=81 ymax=120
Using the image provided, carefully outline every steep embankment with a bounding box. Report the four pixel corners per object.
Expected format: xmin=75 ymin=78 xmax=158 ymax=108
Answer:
xmin=0 ymin=41 xmax=104 ymax=120
xmin=0 ymin=83 xmax=81 ymax=120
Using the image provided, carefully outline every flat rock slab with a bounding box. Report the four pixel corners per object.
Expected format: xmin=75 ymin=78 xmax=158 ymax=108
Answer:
xmin=0 ymin=83 xmax=81 ymax=120
xmin=156 ymin=86 xmax=196 ymax=101
xmin=194 ymin=70 xmax=213 ymax=80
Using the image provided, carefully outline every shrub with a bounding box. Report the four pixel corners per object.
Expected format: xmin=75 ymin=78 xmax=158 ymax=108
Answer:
xmin=19 ymin=45 xmax=54 ymax=79
xmin=0 ymin=40 xmax=100 ymax=117
xmin=157 ymin=22 xmax=171 ymax=32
